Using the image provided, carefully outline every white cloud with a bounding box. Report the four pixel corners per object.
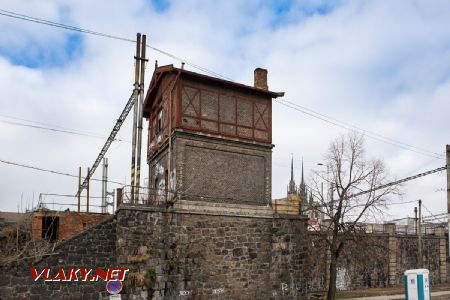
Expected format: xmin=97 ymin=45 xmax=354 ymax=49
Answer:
xmin=0 ymin=0 xmax=448 ymax=220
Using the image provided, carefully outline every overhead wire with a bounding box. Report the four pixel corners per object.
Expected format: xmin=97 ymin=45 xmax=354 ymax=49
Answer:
xmin=388 ymin=199 xmax=419 ymax=205
xmin=421 ymin=202 xmax=443 ymax=221
xmin=0 ymin=158 xmax=168 ymax=192
xmin=0 ymin=113 xmax=99 ymax=134
xmin=0 ymin=158 xmax=124 ymax=185
xmin=0 ymin=8 xmax=446 ymax=175
xmin=273 ymin=98 xmax=443 ymax=160
xmin=40 ymin=193 xmax=104 ymax=199
xmin=0 ymin=8 xmax=231 ymax=81
xmin=0 ymin=117 xmax=130 ymax=142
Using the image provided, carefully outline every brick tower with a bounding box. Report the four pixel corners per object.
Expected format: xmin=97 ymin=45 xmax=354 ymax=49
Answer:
xmin=143 ymin=66 xmax=283 ymax=205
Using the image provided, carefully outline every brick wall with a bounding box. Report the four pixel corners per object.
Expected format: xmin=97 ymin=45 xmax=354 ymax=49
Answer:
xmin=32 ymin=211 xmax=110 ymax=241
xmin=0 ymin=217 xmax=116 ymax=300
xmin=175 ymin=132 xmax=272 ymax=205
xmin=148 ymin=131 xmax=273 ymax=206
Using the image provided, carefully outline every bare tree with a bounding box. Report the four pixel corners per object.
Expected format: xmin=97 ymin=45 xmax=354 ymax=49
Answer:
xmin=0 ymin=214 xmax=54 ymax=268
xmin=309 ymin=133 xmax=399 ymax=300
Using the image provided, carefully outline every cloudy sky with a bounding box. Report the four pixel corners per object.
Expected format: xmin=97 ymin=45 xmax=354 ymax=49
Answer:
xmin=0 ymin=0 xmax=448 ymax=221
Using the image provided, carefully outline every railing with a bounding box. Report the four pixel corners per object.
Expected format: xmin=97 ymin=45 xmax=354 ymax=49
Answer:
xmin=117 ymin=186 xmax=177 ymax=207
xmin=309 ymin=221 xmax=447 ymax=236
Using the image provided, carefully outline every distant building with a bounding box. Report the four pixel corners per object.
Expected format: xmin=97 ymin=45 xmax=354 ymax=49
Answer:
xmin=0 ymin=208 xmax=110 ymax=243
xmin=31 ymin=209 xmax=110 ymax=242
xmin=272 ymin=157 xmax=325 ymax=228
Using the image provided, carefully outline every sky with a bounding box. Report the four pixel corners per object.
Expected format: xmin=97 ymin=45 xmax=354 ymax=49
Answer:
xmin=0 ymin=0 xmax=449 ymax=221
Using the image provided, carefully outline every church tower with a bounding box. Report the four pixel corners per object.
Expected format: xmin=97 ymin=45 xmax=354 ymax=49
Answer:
xmin=299 ymin=159 xmax=308 ymax=207
xmin=287 ymin=155 xmax=297 ymax=195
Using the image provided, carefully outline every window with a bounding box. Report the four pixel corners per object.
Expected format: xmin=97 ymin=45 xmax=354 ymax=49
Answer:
xmin=42 ymin=216 xmax=59 ymax=242
xmin=157 ymin=111 xmax=163 ymax=133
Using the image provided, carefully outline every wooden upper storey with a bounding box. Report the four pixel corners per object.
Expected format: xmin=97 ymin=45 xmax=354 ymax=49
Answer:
xmin=143 ymin=65 xmax=283 ymax=153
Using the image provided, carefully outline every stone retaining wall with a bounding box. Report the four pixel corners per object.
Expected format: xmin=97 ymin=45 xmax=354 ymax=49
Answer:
xmin=0 ymin=217 xmax=116 ymax=300
xmin=116 ymin=203 xmax=309 ymax=299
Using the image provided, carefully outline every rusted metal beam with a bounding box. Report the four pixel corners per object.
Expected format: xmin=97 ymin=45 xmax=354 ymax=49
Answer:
xmin=130 ymin=33 xmax=141 ymax=203
xmin=135 ymin=34 xmax=147 ymax=201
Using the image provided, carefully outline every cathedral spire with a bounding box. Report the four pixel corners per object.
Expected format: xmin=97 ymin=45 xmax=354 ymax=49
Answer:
xmin=291 ymin=153 xmax=294 ymax=182
xmin=299 ymin=157 xmax=307 ymax=205
xmin=288 ymin=154 xmax=296 ymax=195
xmin=300 ymin=157 xmax=305 ymax=186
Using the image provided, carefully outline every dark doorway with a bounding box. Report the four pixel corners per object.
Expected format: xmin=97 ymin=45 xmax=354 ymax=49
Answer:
xmin=42 ymin=216 xmax=59 ymax=241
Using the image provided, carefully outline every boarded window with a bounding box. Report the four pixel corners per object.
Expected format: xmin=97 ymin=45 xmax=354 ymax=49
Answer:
xmin=219 ymin=95 xmax=236 ymax=123
xmin=237 ymin=98 xmax=252 ymax=127
xmin=237 ymin=126 xmax=252 ymax=138
xmin=255 ymin=130 xmax=269 ymax=141
xmin=182 ymin=86 xmax=200 ymax=117
xmin=201 ymin=120 xmax=218 ymax=132
xmin=220 ymin=124 xmax=236 ymax=135
xmin=201 ymin=90 xmax=218 ymax=120
xmin=254 ymin=102 xmax=269 ymax=130
xmin=182 ymin=117 xmax=200 ymax=128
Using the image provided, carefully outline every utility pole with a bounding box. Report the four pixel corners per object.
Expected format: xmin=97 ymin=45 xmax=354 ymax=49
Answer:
xmin=414 ymin=206 xmax=418 ymax=235
xmin=102 ymin=158 xmax=108 ymax=214
xmin=78 ymin=167 xmax=81 ymax=213
xmin=87 ymin=167 xmax=90 ymax=213
xmin=418 ymin=199 xmax=423 ymax=267
xmin=135 ymin=34 xmax=147 ymax=202
xmin=130 ymin=33 xmax=141 ymax=204
xmin=446 ymin=144 xmax=450 ymax=257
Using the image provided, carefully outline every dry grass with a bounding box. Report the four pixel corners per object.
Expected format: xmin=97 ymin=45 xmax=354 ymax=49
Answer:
xmin=325 ymin=283 xmax=450 ymax=299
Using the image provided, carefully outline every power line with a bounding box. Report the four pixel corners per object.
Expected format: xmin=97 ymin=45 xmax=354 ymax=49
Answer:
xmin=0 ymin=8 xmax=231 ymax=80
xmin=348 ymin=166 xmax=447 ymax=199
xmin=421 ymin=202 xmax=443 ymax=221
xmin=389 ymin=199 xmax=418 ymax=205
xmin=0 ymin=157 xmax=165 ymax=192
xmin=0 ymin=158 xmax=124 ymax=185
xmin=273 ymin=98 xmax=443 ymax=160
xmin=0 ymin=8 xmax=444 ymax=160
xmin=0 ymin=117 xmax=130 ymax=142
xmin=279 ymin=98 xmax=444 ymax=158
xmin=40 ymin=193 xmax=104 ymax=199
xmin=39 ymin=202 xmax=106 ymax=208
xmin=0 ymin=113 xmax=100 ymax=134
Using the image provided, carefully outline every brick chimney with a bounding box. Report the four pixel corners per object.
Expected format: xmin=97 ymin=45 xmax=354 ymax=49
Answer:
xmin=254 ymin=68 xmax=268 ymax=90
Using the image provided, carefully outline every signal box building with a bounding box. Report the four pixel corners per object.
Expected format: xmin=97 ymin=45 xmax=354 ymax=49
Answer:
xmin=0 ymin=67 xmax=311 ymax=300
xmin=143 ymin=66 xmax=284 ymax=205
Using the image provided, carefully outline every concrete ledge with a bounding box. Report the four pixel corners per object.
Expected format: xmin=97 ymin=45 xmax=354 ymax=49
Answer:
xmin=174 ymin=199 xmax=274 ymax=218
xmin=118 ymin=201 xmax=308 ymax=220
